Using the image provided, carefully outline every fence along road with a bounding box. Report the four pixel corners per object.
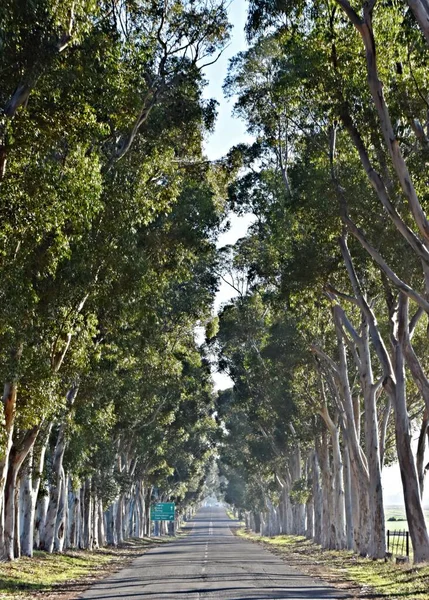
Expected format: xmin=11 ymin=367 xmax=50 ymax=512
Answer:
xmin=79 ymin=506 xmax=351 ymax=599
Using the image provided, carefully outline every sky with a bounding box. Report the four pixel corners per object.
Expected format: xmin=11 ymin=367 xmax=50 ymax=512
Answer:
xmin=201 ymin=0 xmax=256 ymax=389
xmin=200 ymin=0 xmax=428 ymax=508
xmin=202 ymin=1 xmax=253 ymax=162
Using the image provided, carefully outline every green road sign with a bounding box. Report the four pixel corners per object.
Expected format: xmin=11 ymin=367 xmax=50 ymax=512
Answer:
xmin=151 ymin=502 xmax=175 ymax=521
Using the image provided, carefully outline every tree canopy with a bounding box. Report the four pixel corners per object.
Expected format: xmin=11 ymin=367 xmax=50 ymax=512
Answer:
xmin=2 ymin=0 xmax=429 ymax=566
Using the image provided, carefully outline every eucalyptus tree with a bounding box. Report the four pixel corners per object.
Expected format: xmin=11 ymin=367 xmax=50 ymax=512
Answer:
xmin=212 ymin=285 xmax=320 ymax=536
xmin=216 ymin=0 xmax=429 ymax=560
xmin=0 ymin=0 xmax=231 ymax=560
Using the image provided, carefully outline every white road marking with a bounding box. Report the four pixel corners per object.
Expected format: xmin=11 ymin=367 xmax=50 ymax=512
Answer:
xmin=200 ymin=514 xmax=212 ymax=585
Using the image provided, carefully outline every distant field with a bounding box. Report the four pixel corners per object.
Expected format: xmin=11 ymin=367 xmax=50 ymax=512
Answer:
xmin=385 ymin=505 xmax=429 ymax=531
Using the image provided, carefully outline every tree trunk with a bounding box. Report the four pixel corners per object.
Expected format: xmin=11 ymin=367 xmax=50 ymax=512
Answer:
xmin=98 ymin=499 xmax=105 ymax=547
xmin=116 ymin=494 xmax=124 ymax=545
xmin=305 ymin=492 xmax=314 ymax=540
xmin=0 ymin=346 xmax=24 ymax=541
xmin=68 ymin=488 xmax=80 ymax=548
xmin=34 ymin=491 xmax=49 ymax=549
xmin=20 ymin=422 xmax=52 ymax=557
xmin=41 ymin=422 xmax=67 ymax=553
xmin=291 ymin=444 xmax=305 ymax=535
xmin=79 ymin=483 xmax=86 ymax=549
xmin=379 ymin=396 xmax=392 ymax=468
xmin=3 ymin=426 xmax=40 ymax=560
xmin=312 ymin=450 xmax=322 ymax=545
xmin=138 ymin=482 xmax=145 ymax=537
xmin=393 ymin=294 xmax=429 ymax=562
xmin=54 ymin=468 xmax=67 ymax=552
xmin=319 ymin=308 xmax=371 ymax=553
xmin=14 ymin=474 xmax=21 ymax=559
xmin=318 ymin=431 xmax=332 ymax=549
xmin=416 ymin=410 xmax=429 ymax=497
xmin=319 ymin=402 xmax=346 ymax=549
xmin=83 ymin=479 xmax=93 ymax=550
xmin=0 ymin=378 xmax=22 ymax=550
xmin=105 ymin=502 xmax=117 ymax=546
xmin=145 ymin=487 xmax=152 ymax=538
xmin=41 ymin=385 xmax=78 ymax=553
xmin=19 ymin=456 xmax=32 ymax=556
xmin=406 ymin=0 xmax=429 ymax=48
xmin=360 ymin=323 xmax=385 ymax=559
xmin=92 ymin=488 xmax=99 ymax=550
xmin=342 ymin=445 xmax=354 ymax=550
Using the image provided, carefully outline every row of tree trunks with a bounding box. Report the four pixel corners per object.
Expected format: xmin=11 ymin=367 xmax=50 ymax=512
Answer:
xmin=243 ymin=294 xmax=429 ymax=561
xmin=20 ymin=423 xmax=52 ymax=557
xmin=245 ymin=428 xmax=373 ymax=555
xmin=0 ymin=457 xmax=164 ymax=559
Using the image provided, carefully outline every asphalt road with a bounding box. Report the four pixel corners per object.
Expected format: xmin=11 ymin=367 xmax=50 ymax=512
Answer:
xmin=79 ymin=506 xmax=351 ymax=599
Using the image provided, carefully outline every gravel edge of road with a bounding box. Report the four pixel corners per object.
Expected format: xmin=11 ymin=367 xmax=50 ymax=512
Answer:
xmin=230 ymin=526 xmax=384 ymax=600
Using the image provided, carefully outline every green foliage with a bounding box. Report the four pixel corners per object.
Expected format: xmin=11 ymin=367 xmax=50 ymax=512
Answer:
xmin=0 ymin=0 xmax=233 ymax=517
xmin=214 ymin=0 xmax=429 ymax=516
xmin=289 ymin=477 xmax=311 ymax=506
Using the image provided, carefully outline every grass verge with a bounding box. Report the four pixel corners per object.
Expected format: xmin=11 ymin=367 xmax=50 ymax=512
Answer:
xmin=236 ymin=529 xmax=429 ymax=599
xmin=0 ymin=536 xmax=177 ymax=600
xmin=225 ymin=508 xmax=245 ymax=527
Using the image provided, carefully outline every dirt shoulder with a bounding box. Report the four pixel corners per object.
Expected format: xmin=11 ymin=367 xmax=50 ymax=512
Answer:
xmin=234 ymin=527 xmax=429 ymax=600
xmin=0 ymin=534 xmax=183 ymax=600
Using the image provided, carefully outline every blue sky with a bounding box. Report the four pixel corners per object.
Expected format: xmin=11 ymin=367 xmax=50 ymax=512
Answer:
xmin=202 ymin=0 xmax=253 ymax=161
xmin=202 ymin=0 xmax=256 ymax=392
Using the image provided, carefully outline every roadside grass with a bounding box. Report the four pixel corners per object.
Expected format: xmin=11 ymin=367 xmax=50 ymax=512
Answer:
xmin=236 ymin=529 xmax=429 ymax=600
xmin=225 ymin=508 xmax=235 ymax=520
xmin=0 ymin=537 xmax=174 ymax=600
xmin=225 ymin=508 xmax=245 ymax=527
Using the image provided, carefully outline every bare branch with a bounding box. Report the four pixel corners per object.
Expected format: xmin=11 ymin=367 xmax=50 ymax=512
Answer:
xmin=344 ymin=215 xmax=429 ymax=314
xmin=334 ymin=0 xmax=364 ymax=28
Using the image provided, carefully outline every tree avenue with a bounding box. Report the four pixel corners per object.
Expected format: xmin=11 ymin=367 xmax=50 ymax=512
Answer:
xmin=0 ymin=0 xmax=231 ymax=561
xmin=1 ymin=0 xmax=429 ymax=570
xmin=213 ymin=0 xmax=429 ymax=564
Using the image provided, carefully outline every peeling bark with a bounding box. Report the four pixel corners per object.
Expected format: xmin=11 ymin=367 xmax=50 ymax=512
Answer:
xmin=312 ymin=450 xmax=322 ymax=545
xmin=319 ymin=400 xmax=346 ymax=549
xmin=3 ymin=426 xmax=40 ymax=560
xmin=20 ymin=422 xmax=52 ymax=557
xmin=416 ymin=410 xmax=429 ymax=497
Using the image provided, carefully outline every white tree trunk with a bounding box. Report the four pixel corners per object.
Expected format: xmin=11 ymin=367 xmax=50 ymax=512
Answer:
xmin=67 ymin=488 xmax=77 ymax=548
xmin=319 ymin=402 xmax=346 ymax=549
xmin=34 ymin=492 xmax=49 ymax=549
xmin=3 ymin=426 xmax=40 ymax=560
xmin=79 ymin=484 xmax=86 ymax=549
xmin=342 ymin=445 xmax=354 ymax=550
xmin=42 ymin=423 xmax=67 ymax=553
xmin=312 ymin=450 xmax=322 ymax=545
xmin=393 ymin=295 xmax=429 ymax=562
xmin=358 ymin=322 xmax=386 ymax=559
xmin=83 ymin=480 xmax=93 ymax=550
xmin=116 ymin=494 xmax=124 ymax=545
xmin=20 ymin=423 xmax=52 ymax=557
xmin=54 ymin=468 xmax=67 ymax=552
xmin=317 ymin=432 xmax=333 ymax=549
xmin=105 ymin=502 xmax=117 ymax=546
xmin=98 ymin=499 xmax=105 ymax=547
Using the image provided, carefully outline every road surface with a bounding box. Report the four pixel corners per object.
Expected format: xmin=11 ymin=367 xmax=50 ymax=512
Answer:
xmin=79 ymin=506 xmax=351 ymax=599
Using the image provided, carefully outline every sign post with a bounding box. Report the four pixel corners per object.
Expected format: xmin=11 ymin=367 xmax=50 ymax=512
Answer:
xmin=150 ymin=503 xmax=175 ymax=536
